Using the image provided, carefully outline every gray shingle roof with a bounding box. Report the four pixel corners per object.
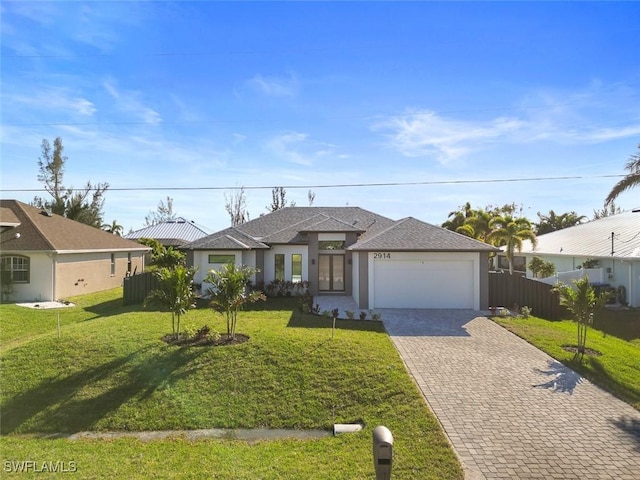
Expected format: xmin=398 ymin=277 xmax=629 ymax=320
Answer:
xmin=238 ymin=207 xmax=395 ymax=242
xmin=183 ymin=207 xmax=395 ymax=250
xmin=182 ymin=227 xmax=269 ymax=250
xmin=125 ymin=217 xmax=210 ymax=246
xmin=349 ymin=217 xmax=500 ymax=252
xmin=519 ymin=210 xmax=640 ymax=259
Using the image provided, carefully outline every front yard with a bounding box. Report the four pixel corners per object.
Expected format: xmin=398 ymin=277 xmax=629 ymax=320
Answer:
xmin=494 ymin=314 xmax=640 ymax=411
xmin=0 ymin=289 xmax=462 ymax=479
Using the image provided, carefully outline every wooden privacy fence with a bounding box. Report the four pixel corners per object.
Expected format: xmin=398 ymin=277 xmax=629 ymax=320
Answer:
xmin=122 ymin=272 xmax=159 ymax=306
xmin=488 ymin=271 xmax=568 ymax=320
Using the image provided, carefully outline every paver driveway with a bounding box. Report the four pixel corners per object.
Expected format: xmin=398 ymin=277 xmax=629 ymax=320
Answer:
xmin=381 ymin=310 xmax=640 ymax=480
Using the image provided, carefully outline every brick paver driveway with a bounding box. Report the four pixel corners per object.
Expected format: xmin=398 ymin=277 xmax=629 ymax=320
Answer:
xmin=381 ymin=310 xmax=640 ymax=480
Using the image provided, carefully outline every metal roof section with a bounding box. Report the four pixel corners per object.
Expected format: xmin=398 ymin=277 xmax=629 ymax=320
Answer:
xmin=0 ymin=200 xmax=149 ymax=253
xmin=125 ymin=217 xmax=211 ymax=245
xmin=519 ymin=210 xmax=640 ymax=259
xmin=349 ymin=216 xmax=500 ymax=252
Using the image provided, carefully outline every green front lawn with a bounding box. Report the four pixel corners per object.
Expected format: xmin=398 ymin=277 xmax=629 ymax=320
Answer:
xmin=1 ymin=289 xmax=462 ymax=479
xmin=494 ymin=315 xmax=640 ymax=411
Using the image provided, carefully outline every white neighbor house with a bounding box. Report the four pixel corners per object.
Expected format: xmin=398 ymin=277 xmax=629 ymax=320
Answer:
xmin=181 ymin=207 xmax=498 ymax=310
xmin=518 ymin=210 xmax=640 ymax=308
xmin=1 ymin=200 xmax=149 ymax=302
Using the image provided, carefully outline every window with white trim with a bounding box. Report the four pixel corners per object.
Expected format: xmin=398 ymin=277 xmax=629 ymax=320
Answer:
xmin=208 ymin=254 xmax=235 ymax=264
xmin=291 ymin=254 xmax=302 ymax=282
xmin=1 ymin=255 xmax=30 ymax=283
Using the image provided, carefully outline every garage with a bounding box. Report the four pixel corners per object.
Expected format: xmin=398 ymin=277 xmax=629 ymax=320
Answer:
xmin=371 ymin=254 xmax=476 ymax=309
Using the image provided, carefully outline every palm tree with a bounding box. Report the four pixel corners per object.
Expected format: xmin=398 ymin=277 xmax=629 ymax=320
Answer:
xmin=102 ymin=220 xmax=123 ymax=236
xmin=458 ymin=208 xmax=493 ymax=242
xmin=605 ymin=143 xmax=640 ymax=207
xmin=144 ymin=265 xmax=197 ymax=338
xmin=205 ymin=263 xmax=266 ymax=339
xmin=535 ymin=210 xmax=586 ymax=235
xmin=487 ymin=215 xmax=537 ymax=275
xmin=553 ymin=276 xmax=612 ymax=361
xmin=442 ymin=202 xmax=473 ymax=232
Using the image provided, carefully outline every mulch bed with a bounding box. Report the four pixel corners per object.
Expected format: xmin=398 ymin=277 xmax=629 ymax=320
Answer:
xmin=162 ymin=333 xmax=250 ymax=347
xmin=561 ymin=345 xmax=602 ymax=357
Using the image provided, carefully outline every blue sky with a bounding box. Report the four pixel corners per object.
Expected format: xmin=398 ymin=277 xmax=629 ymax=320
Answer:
xmin=1 ymin=1 xmax=639 ymax=233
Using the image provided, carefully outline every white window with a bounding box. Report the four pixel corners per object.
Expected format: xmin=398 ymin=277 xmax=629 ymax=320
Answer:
xmin=1 ymin=255 xmax=30 ymax=283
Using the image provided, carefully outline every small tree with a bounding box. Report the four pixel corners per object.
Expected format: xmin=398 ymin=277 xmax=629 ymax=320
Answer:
xmin=138 ymin=238 xmax=185 ymax=269
xmin=144 ymin=265 xmax=197 ymax=338
xmin=553 ymin=276 xmax=612 ymax=361
xmin=145 ymin=196 xmax=177 ymax=226
xmin=268 ymin=186 xmax=296 ymax=212
xmin=154 ymin=247 xmax=186 ymax=269
xmin=205 ymin=263 xmax=266 ymax=339
xmin=225 ymin=187 xmax=249 ymax=226
xmin=528 ymin=256 xmax=556 ymax=278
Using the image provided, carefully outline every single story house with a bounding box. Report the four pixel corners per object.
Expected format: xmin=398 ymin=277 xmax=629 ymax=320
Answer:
xmin=518 ymin=210 xmax=640 ymax=307
xmin=0 ymin=199 xmax=150 ymax=302
xmin=124 ymin=217 xmax=210 ymax=248
xmin=181 ymin=207 xmax=498 ymax=310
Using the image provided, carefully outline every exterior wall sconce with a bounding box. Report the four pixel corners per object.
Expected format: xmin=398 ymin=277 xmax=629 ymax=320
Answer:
xmin=311 ymin=259 xmax=315 ymax=265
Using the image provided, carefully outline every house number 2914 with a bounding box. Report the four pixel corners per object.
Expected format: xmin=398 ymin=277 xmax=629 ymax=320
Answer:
xmin=374 ymin=252 xmax=391 ymax=259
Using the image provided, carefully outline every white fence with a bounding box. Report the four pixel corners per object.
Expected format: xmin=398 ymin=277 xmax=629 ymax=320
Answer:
xmin=536 ymin=268 xmax=604 ymax=286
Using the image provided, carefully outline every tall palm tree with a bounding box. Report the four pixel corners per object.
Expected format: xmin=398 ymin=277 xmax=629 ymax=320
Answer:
xmin=605 ymin=143 xmax=640 ymax=207
xmin=442 ymin=202 xmax=473 ymax=232
xmin=460 ymin=209 xmax=493 ymax=242
xmin=488 ymin=215 xmax=537 ymax=275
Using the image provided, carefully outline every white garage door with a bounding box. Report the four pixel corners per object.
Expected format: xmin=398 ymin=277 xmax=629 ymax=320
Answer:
xmin=373 ymin=259 xmax=474 ymax=309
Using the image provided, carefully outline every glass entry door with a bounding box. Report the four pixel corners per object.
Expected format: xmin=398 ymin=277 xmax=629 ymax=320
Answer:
xmin=318 ymin=254 xmax=345 ymax=292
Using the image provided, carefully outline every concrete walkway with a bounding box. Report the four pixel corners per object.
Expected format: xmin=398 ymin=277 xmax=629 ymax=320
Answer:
xmin=381 ymin=310 xmax=640 ymax=480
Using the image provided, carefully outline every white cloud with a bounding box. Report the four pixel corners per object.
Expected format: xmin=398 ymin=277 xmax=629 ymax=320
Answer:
xmin=374 ymin=81 xmax=640 ymax=162
xmin=266 ymin=131 xmax=336 ymax=166
xmin=103 ymin=80 xmax=162 ymax=125
xmin=247 ymin=71 xmax=299 ymax=97
xmin=5 ymin=88 xmax=96 ymax=116
xmin=374 ymin=110 xmax=523 ymax=163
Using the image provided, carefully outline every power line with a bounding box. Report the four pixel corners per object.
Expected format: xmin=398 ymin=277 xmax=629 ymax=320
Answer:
xmin=0 ymin=174 xmax=624 ymax=194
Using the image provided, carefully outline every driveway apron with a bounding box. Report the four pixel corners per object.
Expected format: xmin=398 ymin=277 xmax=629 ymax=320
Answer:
xmin=381 ymin=310 xmax=640 ymax=480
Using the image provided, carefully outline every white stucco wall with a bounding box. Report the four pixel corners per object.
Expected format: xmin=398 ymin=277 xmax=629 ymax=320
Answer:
xmin=3 ymin=250 xmax=144 ymax=302
xmin=262 ymin=245 xmax=309 ymax=283
xmin=3 ymin=252 xmax=54 ymax=302
xmin=192 ymin=250 xmax=243 ymax=286
xmin=524 ymin=253 xmax=640 ymax=308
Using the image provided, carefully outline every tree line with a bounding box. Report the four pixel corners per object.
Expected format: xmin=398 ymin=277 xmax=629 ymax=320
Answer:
xmin=29 ymin=137 xmax=640 ymax=237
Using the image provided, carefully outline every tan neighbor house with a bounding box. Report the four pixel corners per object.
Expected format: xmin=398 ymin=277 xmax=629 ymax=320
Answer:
xmin=0 ymin=200 xmax=150 ymax=302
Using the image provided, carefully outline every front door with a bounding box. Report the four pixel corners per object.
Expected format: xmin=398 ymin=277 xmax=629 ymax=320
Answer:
xmin=318 ymin=254 xmax=345 ymax=292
